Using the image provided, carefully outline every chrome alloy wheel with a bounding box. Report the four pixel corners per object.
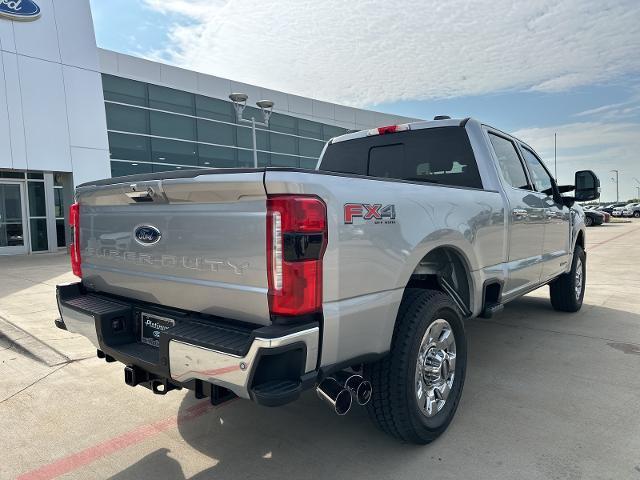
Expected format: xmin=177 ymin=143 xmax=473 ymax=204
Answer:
xmin=575 ymin=257 xmax=584 ymax=300
xmin=415 ymin=319 xmax=456 ymax=418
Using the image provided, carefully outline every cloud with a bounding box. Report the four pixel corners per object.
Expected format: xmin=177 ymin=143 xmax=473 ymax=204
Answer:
xmin=573 ymin=92 xmax=640 ymax=120
xmin=142 ymin=0 xmax=640 ymax=106
xmin=513 ymin=121 xmax=640 ymax=201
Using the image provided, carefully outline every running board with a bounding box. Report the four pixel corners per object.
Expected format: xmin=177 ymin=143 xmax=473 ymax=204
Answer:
xmin=480 ymin=303 xmax=504 ymax=319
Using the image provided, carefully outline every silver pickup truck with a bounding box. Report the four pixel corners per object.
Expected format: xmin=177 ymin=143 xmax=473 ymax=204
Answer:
xmin=55 ymin=117 xmax=600 ymax=444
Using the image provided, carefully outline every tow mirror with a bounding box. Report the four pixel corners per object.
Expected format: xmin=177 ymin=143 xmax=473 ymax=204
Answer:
xmin=574 ymin=170 xmax=600 ymax=202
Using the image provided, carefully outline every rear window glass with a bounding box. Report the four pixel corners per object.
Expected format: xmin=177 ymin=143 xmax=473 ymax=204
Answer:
xmin=319 ymin=127 xmax=483 ymax=189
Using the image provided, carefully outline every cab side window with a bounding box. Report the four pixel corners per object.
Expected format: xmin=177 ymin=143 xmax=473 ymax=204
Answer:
xmin=488 ymin=133 xmax=530 ymax=190
xmin=520 ymin=146 xmax=553 ymax=194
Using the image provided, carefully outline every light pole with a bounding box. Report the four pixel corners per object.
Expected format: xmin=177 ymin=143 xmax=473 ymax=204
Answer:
xmin=610 ymin=169 xmax=619 ymax=203
xmin=554 ymin=132 xmax=557 ymax=180
xmin=229 ymin=93 xmax=274 ymax=168
xmin=634 ymin=178 xmax=640 ymax=200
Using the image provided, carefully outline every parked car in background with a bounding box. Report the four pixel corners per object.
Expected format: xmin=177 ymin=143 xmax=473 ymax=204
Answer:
xmin=599 ymin=203 xmax=626 ymax=214
xmin=584 ymin=209 xmax=605 ymax=226
xmin=612 ymin=203 xmax=638 ymax=217
xmin=623 ymin=203 xmax=640 ymax=218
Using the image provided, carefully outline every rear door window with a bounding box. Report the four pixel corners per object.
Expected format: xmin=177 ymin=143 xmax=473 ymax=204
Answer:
xmin=320 ymin=127 xmax=483 ymax=189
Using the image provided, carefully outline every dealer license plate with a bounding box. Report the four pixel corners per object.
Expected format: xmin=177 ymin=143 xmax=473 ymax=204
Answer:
xmin=140 ymin=312 xmax=175 ymax=348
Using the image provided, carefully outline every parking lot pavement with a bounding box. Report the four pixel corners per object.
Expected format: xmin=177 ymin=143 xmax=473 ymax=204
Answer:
xmin=1 ymin=222 xmax=640 ymax=480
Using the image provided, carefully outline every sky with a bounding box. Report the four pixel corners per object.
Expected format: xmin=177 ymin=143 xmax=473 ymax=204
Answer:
xmin=90 ymin=0 xmax=640 ymax=202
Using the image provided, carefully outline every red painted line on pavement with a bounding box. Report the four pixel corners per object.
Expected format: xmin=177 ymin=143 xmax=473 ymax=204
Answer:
xmin=589 ymin=226 xmax=640 ymax=250
xmin=17 ymin=399 xmax=232 ymax=480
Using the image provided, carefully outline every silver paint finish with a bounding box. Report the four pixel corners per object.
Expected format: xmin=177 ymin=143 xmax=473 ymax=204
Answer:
xmin=70 ymin=118 xmax=587 ymax=370
xmin=76 ymin=172 xmax=271 ymax=325
xmin=168 ymin=327 xmax=319 ymax=399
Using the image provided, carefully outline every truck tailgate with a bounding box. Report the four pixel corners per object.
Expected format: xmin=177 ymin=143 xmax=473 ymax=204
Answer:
xmin=76 ymin=171 xmax=270 ymax=325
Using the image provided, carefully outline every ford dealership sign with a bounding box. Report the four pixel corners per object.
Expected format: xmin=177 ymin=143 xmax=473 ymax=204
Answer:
xmin=0 ymin=0 xmax=40 ymax=21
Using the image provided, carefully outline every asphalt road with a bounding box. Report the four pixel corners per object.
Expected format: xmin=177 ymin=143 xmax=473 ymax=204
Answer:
xmin=1 ymin=222 xmax=639 ymax=480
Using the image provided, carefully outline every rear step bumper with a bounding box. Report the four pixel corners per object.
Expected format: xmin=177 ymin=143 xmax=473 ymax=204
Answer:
xmin=55 ymin=282 xmax=319 ymax=405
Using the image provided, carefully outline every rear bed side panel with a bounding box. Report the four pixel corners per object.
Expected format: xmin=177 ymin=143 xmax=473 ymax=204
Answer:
xmin=77 ymin=172 xmax=271 ymax=325
xmin=264 ymin=170 xmax=505 ymax=365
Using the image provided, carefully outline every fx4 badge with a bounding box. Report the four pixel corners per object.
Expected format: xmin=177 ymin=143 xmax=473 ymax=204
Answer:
xmin=344 ymin=203 xmax=396 ymax=224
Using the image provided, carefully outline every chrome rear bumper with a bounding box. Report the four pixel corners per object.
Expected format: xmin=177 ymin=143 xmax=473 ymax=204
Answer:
xmin=56 ymin=282 xmax=319 ymax=400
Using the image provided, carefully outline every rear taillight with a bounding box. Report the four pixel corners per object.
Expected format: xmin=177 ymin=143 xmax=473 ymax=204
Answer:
xmin=69 ymin=202 xmax=82 ymax=277
xmin=266 ymin=195 xmax=327 ymax=317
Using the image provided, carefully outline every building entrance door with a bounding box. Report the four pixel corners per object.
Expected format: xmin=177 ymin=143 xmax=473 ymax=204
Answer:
xmin=0 ymin=182 xmax=28 ymax=255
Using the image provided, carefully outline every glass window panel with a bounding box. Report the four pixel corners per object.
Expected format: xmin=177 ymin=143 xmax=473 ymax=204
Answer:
xmin=152 ymin=163 xmax=179 ymax=173
xmin=269 ymin=113 xmax=297 ymax=135
xmin=105 ymin=103 xmax=148 ymax=134
xmin=151 ymin=138 xmax=197 ymax=166
xmin=108 ymin=132 xmax=150 ymax=162
xmin=53 ymin=173 xmax=64 ymax=187
xmin=27 ymin=172 xmax=44 ymax=179
xmin=237 ymin=149 xmax=254 ymax=167
xmin=299 ymin=138 xmax=324 ymax=158
xmin=2 ymin=223 xmax=24 ymax=247
xmin=237 ymin=126 xmax=269 ymax=150
xmin=30 ymin=218 xmax=48 ymax=251
xmin=323 ymin=125 xmax=347 ymax=141
xmin=1 ymin=184 xmax=22 ymax=221
xmin=56 ymin=219 xmax=66 ymax=247
xmin=241 ymin=106 xmax=262 ymax=124
xmin=270 ymin=132 xmax=297 ymax=155
xmin=237 ymin=150 xmax=270 ymax=167
xmin=110 ymin=161 xmax=152 ymax=178
xmin=299 ymin=157 xmax=319 ymax=170
xmin=195 ymin=96 xmax=234 ymax=122
xmin=54 ymin=188 xmax=64 ymax=218
xmin=298 ymin=119 xmax=323 ymax=139
xmin=197 ymin=119 xmax=235 ymax=146
xmin=28 ymin=181 xmax=46 ymax=217
xmin=0 ymin=171 xmax=25 ymax=179
xmin=488 ymin=133 xmax=530 ymax=190
xmin=521 ymin=147 xmax=553 ymax=193
xmin=150 ymin=111 xmax=195 ymax=140
xmin=271 ymin=153 xmax=299 ymax=167
xmin=198 ymin=144 xmax=237 ymax=168
xmin=148 ymin=85 xmax=194 ymax=115
xmin=102 ymin=74 xmax=147 ymax=107
xmin=257 ymin=152 xmax=271 ymax=167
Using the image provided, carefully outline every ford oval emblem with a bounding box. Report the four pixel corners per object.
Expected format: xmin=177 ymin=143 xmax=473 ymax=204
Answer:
xmin=134 ymin=225 xmax=161 ymax=246
xmin=0 ymin=0 xmax=41 ymax=21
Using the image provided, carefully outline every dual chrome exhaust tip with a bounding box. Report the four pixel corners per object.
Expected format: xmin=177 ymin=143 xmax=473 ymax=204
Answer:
xmin=316 ymin=372 xmax=372 ymax=415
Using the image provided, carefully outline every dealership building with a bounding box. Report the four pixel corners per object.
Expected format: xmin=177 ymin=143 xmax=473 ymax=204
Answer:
xmin=0 ymin=0 xmax=413 ymax=256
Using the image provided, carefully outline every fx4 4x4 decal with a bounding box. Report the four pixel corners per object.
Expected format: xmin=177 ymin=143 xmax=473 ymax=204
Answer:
xmin=344 ymin=203 xmax=396 ymax=224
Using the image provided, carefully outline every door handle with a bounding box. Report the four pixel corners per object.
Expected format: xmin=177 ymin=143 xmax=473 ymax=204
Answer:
xmin=512 ymin=208 xmax=528 ymax=218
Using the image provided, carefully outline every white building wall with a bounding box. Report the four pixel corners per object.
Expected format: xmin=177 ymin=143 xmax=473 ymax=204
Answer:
xmin=0 ymin=0 xmax=110 ymax=186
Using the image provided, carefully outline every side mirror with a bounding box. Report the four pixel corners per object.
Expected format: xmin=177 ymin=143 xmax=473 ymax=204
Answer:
xmin=574 ymin=170 xmax=600 ymax=202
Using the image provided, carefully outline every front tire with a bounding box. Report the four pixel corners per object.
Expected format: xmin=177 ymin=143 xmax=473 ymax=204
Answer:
xmin=585 ymin=215 xmax=593 ymax=226
xmin=549 ymin=245 xmax=586 ymax=312
xmin=364 ymin=289 xmax=467 ymax=444
xmin=634 ymin=211 xmax=640 ymax=218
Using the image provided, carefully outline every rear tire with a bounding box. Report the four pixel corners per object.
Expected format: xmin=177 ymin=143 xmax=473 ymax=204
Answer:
xmin=585 ymin=215 xmax=593 ymax=226
xmin=549 ymin=245 xmax=586 ymax=312
xmin=364 ymin=289 xmax=467 ymax=444
xmin=634 ymin=211 xmax=640 ymax=218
